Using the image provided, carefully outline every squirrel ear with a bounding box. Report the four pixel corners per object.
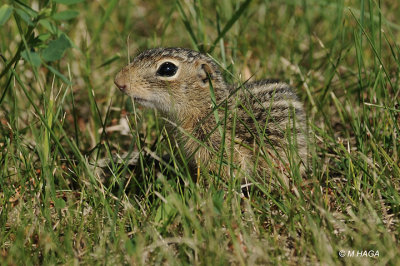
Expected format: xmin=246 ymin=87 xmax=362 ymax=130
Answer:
xmin=198 ymin=63 xmax=213 ymax=86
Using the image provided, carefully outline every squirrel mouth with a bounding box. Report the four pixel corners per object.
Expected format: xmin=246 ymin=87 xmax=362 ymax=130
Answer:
xmin=133 ymin=97 xmax=147 ymax=102
xmin=132 ymin=97 xmax=156 ymax=109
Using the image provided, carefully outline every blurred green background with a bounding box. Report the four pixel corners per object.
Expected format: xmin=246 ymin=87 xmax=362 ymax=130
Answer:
xmin=0 ymin=0 xmax=399 ymax=264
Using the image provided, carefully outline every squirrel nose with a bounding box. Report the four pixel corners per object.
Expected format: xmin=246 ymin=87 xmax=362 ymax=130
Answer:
xmin=114 ymin=78 xmax=126 ymax=91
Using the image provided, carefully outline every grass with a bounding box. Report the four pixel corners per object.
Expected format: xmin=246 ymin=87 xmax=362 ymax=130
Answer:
xmin=0 ymin=0 xmax=399 ymax=264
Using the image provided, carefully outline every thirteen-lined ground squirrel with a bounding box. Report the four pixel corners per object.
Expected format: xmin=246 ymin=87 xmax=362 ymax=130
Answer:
xmin=115 ymin=47 xmax=308 ymax=181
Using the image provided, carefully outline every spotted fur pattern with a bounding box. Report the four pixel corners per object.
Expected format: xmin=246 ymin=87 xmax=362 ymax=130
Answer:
xmin=115 ymin=47 xmax=308 ymax=180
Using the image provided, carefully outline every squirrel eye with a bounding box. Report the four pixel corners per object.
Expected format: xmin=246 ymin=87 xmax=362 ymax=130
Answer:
xmin=156 ymin=62 xmax=178 ymax=77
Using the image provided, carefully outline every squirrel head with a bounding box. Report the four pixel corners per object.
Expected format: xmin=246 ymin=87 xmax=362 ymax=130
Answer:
xmin=114 ymin=47 xmax=229 ymax=118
